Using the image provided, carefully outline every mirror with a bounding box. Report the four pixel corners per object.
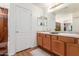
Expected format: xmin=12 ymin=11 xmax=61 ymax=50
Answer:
xmin=54 ymin=3 xmax=79 ymax=33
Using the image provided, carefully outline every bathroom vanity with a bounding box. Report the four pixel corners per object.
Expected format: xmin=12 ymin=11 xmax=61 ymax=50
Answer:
xmin=37 ymin=32 xmax=79 ymax=56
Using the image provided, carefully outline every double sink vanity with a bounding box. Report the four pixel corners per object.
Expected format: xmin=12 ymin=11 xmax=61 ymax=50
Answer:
xmin=37 ymin=32 xmax=79 ymax=56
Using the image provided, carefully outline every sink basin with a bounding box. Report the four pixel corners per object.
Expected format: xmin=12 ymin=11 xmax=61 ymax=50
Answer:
xmin=50 ymin=32 xmax=59 ymax=34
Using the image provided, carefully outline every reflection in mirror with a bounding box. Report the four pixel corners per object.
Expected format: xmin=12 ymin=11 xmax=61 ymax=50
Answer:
xmin=55 ymin=22 xmax=61 ymax=31
xmin=55 ymin=22 xmax=72 ymax=32
xmin=64 ymin=23 xmax=72 ymax=31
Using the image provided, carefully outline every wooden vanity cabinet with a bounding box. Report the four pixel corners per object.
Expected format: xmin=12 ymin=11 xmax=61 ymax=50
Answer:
xmin=43 ymin=34 xmax=51 ymax=51
xmin=51 ymin=40 xmax=65 ymax=56
xmin=66 ymin=43 xmax=79 ymax=56
xmin=37 ymin=33 xmax=79 ymax=56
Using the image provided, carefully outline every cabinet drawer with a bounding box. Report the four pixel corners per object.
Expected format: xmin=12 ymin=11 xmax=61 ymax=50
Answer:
xmin=51 ymin=40 xmax=65 ymax=56
xmin=51 ymin=35 xmax=57 ymax=40
xmin=45 ymin=34 xmax=50 ymax=38
xmin=58 ymin=36 xmax=75 ymax=43
xmin=43 ymin=38 xmax=51 ymax=51
xmin=66 ymin=43 xmax=79 ymax=56
xmin=37 ymin=33 xmax=45 ymax=38
xmin=37 ymin=33 xmax=42 ymax=37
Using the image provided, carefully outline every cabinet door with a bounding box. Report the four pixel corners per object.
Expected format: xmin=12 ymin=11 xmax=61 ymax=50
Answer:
xmin=51 ymin=40 xmax=65 ymax=56
xmin=77 ymin=39 xmax=79 ymax=44
xmin=37 ymin=33 xmax=44 ymax=47
xmin=43 ymin=34 xmax=51 ymax=51
xmin=0 ymin=15 xmax=4 ymax=42
xmin=58 ymin=36 xmax=75 ymax=43
xmin=67 ymin=43 xmax=79 ymax=56
xmin=37 ymin=34 xmax=42 ymax=46
xmin=3 ymin=15 xmax=8 ymax=42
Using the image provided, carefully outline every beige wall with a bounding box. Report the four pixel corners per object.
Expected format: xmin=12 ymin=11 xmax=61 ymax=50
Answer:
xmin=72 ymin=12 xmax=79 ymax=33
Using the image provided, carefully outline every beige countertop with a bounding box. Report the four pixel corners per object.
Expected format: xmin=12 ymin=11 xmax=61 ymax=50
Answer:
xmin=38 ymin=32 xmax=79 ymax=39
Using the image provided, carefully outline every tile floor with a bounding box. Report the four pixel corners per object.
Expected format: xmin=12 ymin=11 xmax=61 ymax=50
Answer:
xmin=15 ymin=48 xmax=51 ymax=56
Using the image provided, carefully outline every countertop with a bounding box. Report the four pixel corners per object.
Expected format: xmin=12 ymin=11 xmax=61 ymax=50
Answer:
xmin=38 ymin=32 xmax=79 ymax=39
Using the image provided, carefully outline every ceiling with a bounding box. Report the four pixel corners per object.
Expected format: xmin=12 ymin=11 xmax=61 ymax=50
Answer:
xmin=53 ymin=3 xmax=79 ymax=14
xmin=33 ymin=3 xmax=60 ymax=9
xmin=0 ymin=3 xmax=9 ymax=8
xmin=33 ymin=3 xmax=79 ymax=13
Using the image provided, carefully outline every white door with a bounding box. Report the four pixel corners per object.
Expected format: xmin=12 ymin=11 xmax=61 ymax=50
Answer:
xmin=14 ymin=5 xmax=32 ymax=52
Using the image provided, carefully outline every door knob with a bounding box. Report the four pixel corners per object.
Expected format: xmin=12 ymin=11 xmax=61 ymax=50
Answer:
xmin=16 ymin=31 xmax=19 ymax=33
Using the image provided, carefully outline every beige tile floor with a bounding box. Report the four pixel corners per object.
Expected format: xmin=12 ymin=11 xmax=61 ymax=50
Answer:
xmin=15 ymin=47 xmax=51 ymax=56
xmin=15 ymin=48 xmax=34 ymax=56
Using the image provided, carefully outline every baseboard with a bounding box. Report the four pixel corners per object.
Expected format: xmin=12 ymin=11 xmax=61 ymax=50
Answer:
xmin=15 ymin=46 xmax=38 ymax=55
xmin=8 ymin=52 xmax=16 ymax=56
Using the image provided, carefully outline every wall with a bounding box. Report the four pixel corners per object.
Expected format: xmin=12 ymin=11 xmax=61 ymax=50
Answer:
xmin=32 ymin=4 xmax=48 ymax=47
xmin=32 ymin=5 xmax=44 ymax=31
xmin=8 ymin=4 xmax=16 ymax=55
xmin=0 ymin=3 xmax=9 ymax=8
xmin=47 ymin=13 xmax=56 ymax=32
xmin=72 ymin=12 xmax=79 ymax=33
